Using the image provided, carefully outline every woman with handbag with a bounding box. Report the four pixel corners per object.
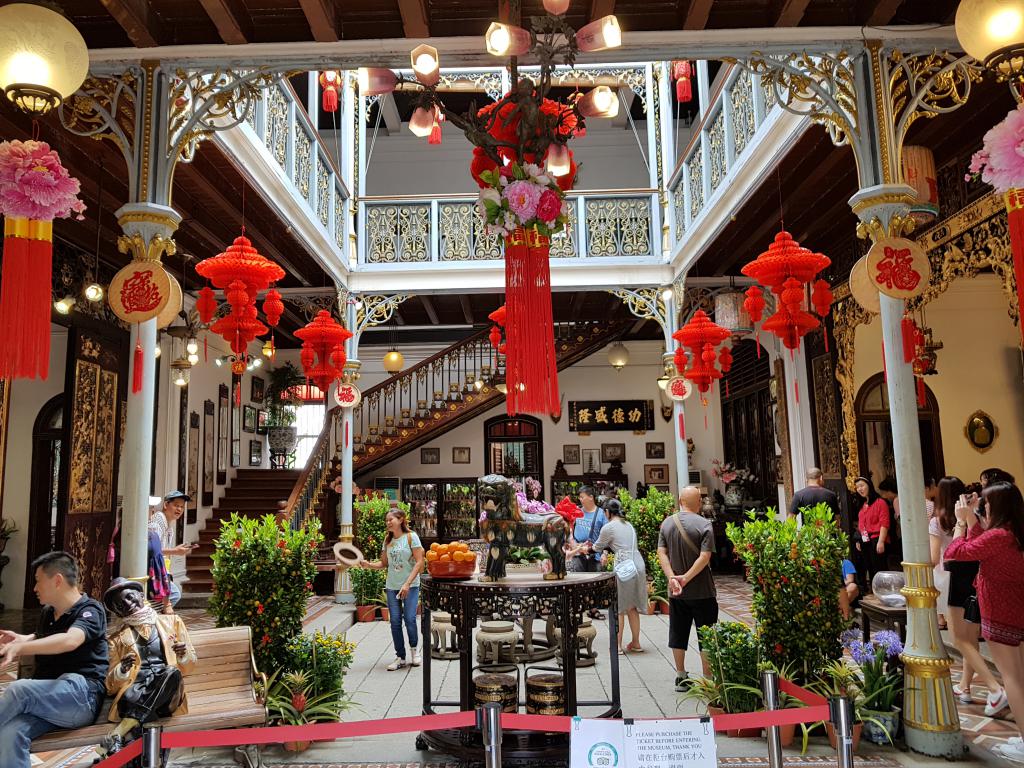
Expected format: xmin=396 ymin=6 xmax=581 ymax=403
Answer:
xmin=580 ymin=499 xmax=646 ymax=654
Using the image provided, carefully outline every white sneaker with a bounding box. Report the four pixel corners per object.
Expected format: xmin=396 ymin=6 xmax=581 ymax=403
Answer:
xmin=411 ymin=647 xmax=421 ymax=666
xmin=386 ymin=657 xmax=407 ymax=671
xmin=1009 ymin=738 xmax=1023 ymax=747
xmin=953 ymin=685 xmax=973 ymax=704
xmin=995 ymin=743 xmax=1024 ymax=763
xmin=986 ymin=689 xmax=1010 ymax=717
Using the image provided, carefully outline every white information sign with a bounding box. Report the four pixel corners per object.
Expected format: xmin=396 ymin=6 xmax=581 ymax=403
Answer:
xmin=570 ymin=717 xmax=716 ymax=768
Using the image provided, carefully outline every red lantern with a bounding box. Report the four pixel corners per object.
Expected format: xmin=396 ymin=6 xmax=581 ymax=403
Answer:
xmin=319 ymin=71 xmax=341 ymax=113
xmin=196 ymin=286 xmax=217 ymax=324
xmin=294 ymin=310 xmax=353 ymax=393
xmin=672 ymin=310 xmax=730 ymax=395
xmin=262 ymin=288 xmax=284 ymax=328
xmin=672 ymin=60 xmax=693 ymax=103
xmin=488 ymin=304 xmax=507 ymax=355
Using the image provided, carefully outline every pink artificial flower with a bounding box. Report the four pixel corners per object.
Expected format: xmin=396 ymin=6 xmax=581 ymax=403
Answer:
xmin=978 ymin=104 xmax=1024 ymax=193
xmin=0 ymin=140 xmax=86 ymax=221
xmin=503 ymin=180 xmax=542 ymax=222
xmin=536 ymin=189 xmax=562 ymax=223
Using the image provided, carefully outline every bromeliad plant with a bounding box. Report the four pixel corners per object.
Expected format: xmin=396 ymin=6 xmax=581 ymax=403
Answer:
xmin=265 ymin=669 xmax=351 ymax=726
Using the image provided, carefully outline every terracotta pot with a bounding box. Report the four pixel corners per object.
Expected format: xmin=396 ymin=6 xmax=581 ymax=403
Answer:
xmin=708 ymin=706 xmax=725 ymax=718
xmin=647 ymin=602 xmax=657 ymax=615
xmin=283 ymin=740 xmax=310 ymax=752
xmin=379 ymin=607 xmax=390 ymax=622
xmin=659 ymin=601 xmax=671 ymax=614
xmin=777 ymin=722 xmax=796 ymax=747
xmin=729 ymin=724 xmax=762 ymax=738
xmin=355 ymin=605 xmax=376 ymax=622
xmin=826 ymin=721 xmax=863 ymax=752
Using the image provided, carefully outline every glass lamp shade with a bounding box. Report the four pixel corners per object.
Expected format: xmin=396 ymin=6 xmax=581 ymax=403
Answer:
xmin=576 ymin=15 xmax=622 ymax=52
xmin=357 ymin=67 xmax=398 ymax=95
xmin=54 ymin=296 xmax=75 ymax=315
xmin=656 ymin=372 xmax=670 ymax=390
xmin=576 ymin=86 xmax=619 ymax=118
xmin=262 ymin=339 xmax=276 ymax=359
xmin=607 ymin=341 xmax=629 ymax=369
xmin=543 ymin=0 xmax=571 ymax=13
xmin=871 ymin=571 xmax=907 ymax=607
xmin=409 ymin=106 xmax=434 ymax=137
xmin=171 ymin=362 xmax=191 ymax=387
xmin=383 ymin=349 xmax=405 ymax=374
xmin=485 ymin=22 xmax=531 ymax=56
xmin=0 ymin=3 xmax=89 ymax=114
xmin=411 ymin=45 xmax=440 ymax=86
xmin=956 ymin=0 xmax=1024 ymax=77
xmin=546 ymin=143 xmax=571 ymax=176
xmin=714 ymin=291 xmax=753 ymax=334
xmin=83 ymin=283 xmax=104 ymax=302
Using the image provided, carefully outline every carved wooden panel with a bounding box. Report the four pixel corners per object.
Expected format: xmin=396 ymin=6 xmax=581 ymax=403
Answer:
xmin=811 ymin=354 xmax=842 ymax=479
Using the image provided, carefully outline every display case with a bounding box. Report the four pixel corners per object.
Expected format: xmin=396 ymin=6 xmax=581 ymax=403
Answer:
xmin=401 ymin=478 xmax=479 ymax=544
xmin=550 ymin=474 xmax=629 ymax=504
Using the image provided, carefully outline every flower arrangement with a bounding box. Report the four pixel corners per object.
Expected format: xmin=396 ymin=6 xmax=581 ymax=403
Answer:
xmin=711 ymin=459 xmax=756 ymax=488
xmin=475 ymin=161 xmax=571 ymax=238
xmin=209 ymin=513 xmax=322 ymax=672
xmin=967 ymin=103 xmax=1024 ymax=192
xmin=286 ymin=630 xmax=356 ymax=699
xmin=0 ymin=140 xmax=86 ymax=221
xmin=843 ymin=629 xmax=903 ymax=714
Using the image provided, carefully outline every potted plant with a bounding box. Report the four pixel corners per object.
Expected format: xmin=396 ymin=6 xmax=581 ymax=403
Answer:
xmin=350 ymin=568 xmax=382 ymax=622
xmin=266 ymin=669 xmax=348 ymax=751
xmin=507 ymin=546 xmax=549 ymax=572
xmin=711 ymin=459 xmax=756 ymax=506
xmin=649 ymin=570 xmax=670 ymax=615
xmin=843 ymin=629 xmax=903 ymax=744
xmin=698 ymin=622 xmax=763 ymax=737
xmin=265 ymin=361 xmax=305 ymax=461
xmin=811 ymin=659 xmax=894 ymax=751
xmin=679 ymin=674 xmax=726 ymax=716
xmin=0 ymin=519 xmax=17 ymax=555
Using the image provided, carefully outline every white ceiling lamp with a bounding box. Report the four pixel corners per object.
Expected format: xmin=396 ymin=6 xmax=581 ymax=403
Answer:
xmin=956 ymin=0 xmax=1024 ymax=85
xmin=409 ymin=106 xmax=434 ymax=137
xmin=607 ymin=341 xmax=629 ymax=370
xmin=410 ymin=44 xmax=440 ymax=87
xmin=576 ymin=86 xmax=619 ymax=118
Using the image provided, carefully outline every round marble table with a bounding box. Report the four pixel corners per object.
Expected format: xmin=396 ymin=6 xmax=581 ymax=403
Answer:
xmin=417 ymin=572 xmax=620 ymax=763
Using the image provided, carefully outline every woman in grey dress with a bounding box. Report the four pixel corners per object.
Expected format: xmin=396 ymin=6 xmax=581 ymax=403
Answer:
xmin=586 ymin=498 xmax=648 ymax=653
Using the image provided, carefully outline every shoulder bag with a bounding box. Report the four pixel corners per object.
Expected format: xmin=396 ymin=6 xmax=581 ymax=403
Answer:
xmin=671 ymin=512 xmax=701 ymax=556
xmin=613 ymin=523 xmax=639 ymax=582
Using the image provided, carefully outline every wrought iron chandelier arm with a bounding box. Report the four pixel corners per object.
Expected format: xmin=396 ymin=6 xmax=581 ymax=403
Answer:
xmin=355 ymin=294 xmax=410 ymax=335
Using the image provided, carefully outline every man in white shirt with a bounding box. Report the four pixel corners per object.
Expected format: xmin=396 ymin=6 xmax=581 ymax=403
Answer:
xmin=149 ymin=492 xmax=197 ymax=608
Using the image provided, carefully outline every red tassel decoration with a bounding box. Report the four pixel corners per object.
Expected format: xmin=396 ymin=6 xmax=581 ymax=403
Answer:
xmin=1004 ymin=190 xmax=1024 ymax=348
xmin=319 ymin=71 xmax=340 ymax=113
xmin=901 ymin=316 xmax=916 ymax=363
xmin=235 ymin=382 xmax=241 ymax=407
xmin=0 ymin=219 xmax=54 ymax=380
xmin=678 ymin=412 xmax=686 ymax=440
xmin=204 ymin=335 xmax=208 ymax=363
xmin=132 ymin=340 xmax=143 ymax=394
xmin=345 ymin=421 xmax=349 ymax=448
xmin=429 ymin=120 xmax=442 ymax=145
xmin=794 ymin=378 xmax=799 ymax=404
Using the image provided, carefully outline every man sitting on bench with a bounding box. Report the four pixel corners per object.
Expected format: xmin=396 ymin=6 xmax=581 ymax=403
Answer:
xmin=0 ymin=552 xmax=109 ymax=768
xmin=97 ymin=577 xmax=197 ymax=757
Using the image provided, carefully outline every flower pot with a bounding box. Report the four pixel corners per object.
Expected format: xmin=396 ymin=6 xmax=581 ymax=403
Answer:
xmin=379 ymin=606 xmax=390 ymax=622
xmin=778 ymin=722 xmax=796 ymax=747
xmin=267 ymin=425 xmax=299 ymax=456
xmin=708 ymin=706 xmax=725 ymax=718
xmin=355 ymin=605 xmax=376 ymax=622
xmin=826 ymin=721 xmax=863 ymax=752
xmin=862 ymin=708 xmax=900 ymax=744
xmin=728 ymin=721 xmax=762 ymax=738
xmin=283 ymin=740 xmax=310 ymax=752
xmin=647 ymin=602 xmax=658 ymax=615
xmin=724 ymin=482 xmax=744 ymax=506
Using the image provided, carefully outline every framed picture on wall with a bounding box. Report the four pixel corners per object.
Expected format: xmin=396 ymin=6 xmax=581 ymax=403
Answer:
xmin=202 ymin=400 xmax=215 ymax=507
xmin=243 ymin=405 xmax=257 ymax=433
xmin=187 ymin=412 xmax=200 ymax=524
xmin=582 ymin=448 xmax=601 ymax=474
xmin=644 ymin=464 xmax=669 ymax=484
xmin=249 ymin=439 xmax=263 ymax=466
xmin=563 ymin=444 xmax=580 ymax=465
xmin=217 ymin=384 xmax=229 ymax=485
xmin=256 ymin=409 xmax=268 ymax=435
xmin=452 ymin=446 xmax=471 ymax=464
xmin=421 ymin=447 xmax=440 ymax=465
xmin=646 ymin=442 xmax=665 ymax=459
xmin=601 ymin=443 xmax=625 ymax=463
xmin=250 ymin=375 xmax=265 ymax=405
xmin=231 ymin=375 xmax=242 ymax=468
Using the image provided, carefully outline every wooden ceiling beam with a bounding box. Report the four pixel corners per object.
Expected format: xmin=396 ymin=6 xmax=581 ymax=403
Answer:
xmin=196 ymin=0 xmax=254 ymax=44
xmin=297 ymin=0 xmax=339 ymax=43
xmin=864 ymin=0 xmax=906 ymax=25
xmin=420 ymin=295 xmax=440 ymax=324
xmin=775 ymin=0 xmax=814 ymax=27
xmin=590 ymin=0 xmax=616 ymax=21
xmin=397 ymin=0 xmax=430 ymax=38
xmin=682 ymin=0 xmax=714 ymax=30
xmin=97 ymin=0 xmax=165 ymax=47
xmin=459 ymin=295 xmax=474 ymax=325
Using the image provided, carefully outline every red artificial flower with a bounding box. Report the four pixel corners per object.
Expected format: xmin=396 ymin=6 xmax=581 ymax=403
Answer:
xmin=305 ymin=581 xmax=313 ymax=591
xmin=232 ymin=540 xmax=241 ymax=549
xmin=257 ymin=603 xmax=264 ymax=614
xmin=277 ymin=539 xmax=287 ymax=548
xmin=775 ymin=643 xmax=784 ymax=655
xmin=470 ymin=146 xmax=498 ymax=189
xmin=536 ymin=188 xmax=562 ymax=223
xmin=499 ymin=164 xmax=516 ymax=179
xmin=261 ymin=634 xmax=271 ymax=646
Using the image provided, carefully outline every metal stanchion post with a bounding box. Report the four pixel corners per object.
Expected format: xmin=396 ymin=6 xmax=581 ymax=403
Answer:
xmin=142 ymin=723 xmax=163 ymax=768
xmin=479 ymin=702 xmax=503 ymax=768
xmin=761 ymin=669 xmax=783 ymax=768
xmin=829 ymin=696 xmax=855 ymax=768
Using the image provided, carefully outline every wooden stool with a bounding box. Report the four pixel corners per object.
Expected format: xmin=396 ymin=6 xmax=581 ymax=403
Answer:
xmin=430 ymin=611 xmax=459 ymax=660
xmin=475 ymin=620 xmax=519 ymax=665
xmin=552 ymin=617 xmax=599 ymax=667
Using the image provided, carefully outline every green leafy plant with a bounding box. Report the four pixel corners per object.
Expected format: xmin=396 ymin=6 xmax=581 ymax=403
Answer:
xmin=727 ymin=503 xmax=848 ymax=680
xmin=697 ymin=621 xmax=762 ymax=714
xmin=843 ymin=629 xmax=904 ymax=713
xmin=265 ymin=362 xmax=305 ymax=428
xmin=508 ymin=546 xmax=548 ymax=563
xmin=285 ymin=631 xmax=356 ymax=699
xmin=266 ymin=669 xmax=350 ymax=725
xmin=209 ymin=513 xmax=322 ymax=672
xmin=649 ymin=569 xmax=670 ymax=606
xmin=353 ymin=495 xmax=410 ymax=559
xmin=678 ymin=675 xmax=726 ymax=712
xmin=349 ymin=566 xmax=386 ymax=606
xmin=617 ymin=485 xmax=676 ymax=574
xmin=810 ymin=659 xmax=893 ymax=742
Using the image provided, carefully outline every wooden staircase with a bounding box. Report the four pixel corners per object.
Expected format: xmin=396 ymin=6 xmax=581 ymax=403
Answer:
xmin=183 ymin=468 xmax=302 ymax=594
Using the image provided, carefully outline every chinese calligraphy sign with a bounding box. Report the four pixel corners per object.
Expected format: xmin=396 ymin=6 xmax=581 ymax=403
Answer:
xmin=866 ymin=237 xmax=930 ymax=300
xmin=568 ymin=400 xmax=654 ymax=432
xmin=108 ymin=261 xmax=172 ymax=323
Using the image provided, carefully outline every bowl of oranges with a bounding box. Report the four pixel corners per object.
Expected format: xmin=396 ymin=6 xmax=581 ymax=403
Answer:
xmin=425 ymin=541 xmax=477 ymax=579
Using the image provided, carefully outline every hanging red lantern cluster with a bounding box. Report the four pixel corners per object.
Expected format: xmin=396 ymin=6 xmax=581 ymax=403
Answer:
xmin=488 ymin=304 xmax=507 ymax=355
xmin=319 ymin=71 xmax=341 ymax=113
xmin=672 ymin=60 xmax=693 ymax=103
xmin=901 ymin=314 xmax=939 ymax=407
xmin=672 ymin=310 xmax=731 ymax=395
xmin=741 ymin=231 xmax=832 ymax=352
xmin=195 ymin=234 xmax=285 ymax=368
xmin=294 ymin=310 xmax=353 ymax=393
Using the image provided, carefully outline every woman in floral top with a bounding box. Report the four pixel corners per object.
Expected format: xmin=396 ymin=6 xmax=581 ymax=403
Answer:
xmin=945 ymin=481 xmax=1024 ymax=763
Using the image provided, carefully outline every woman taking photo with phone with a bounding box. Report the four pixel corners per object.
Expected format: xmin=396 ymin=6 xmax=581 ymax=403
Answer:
xmin=945 ymin=481 xmax=1024 ymax=761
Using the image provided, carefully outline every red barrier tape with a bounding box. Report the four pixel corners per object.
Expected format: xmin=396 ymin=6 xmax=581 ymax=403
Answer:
xmin=779 ymin=678 xmax=828 ymax=707
xmin=708 ymin=704 xmax=830 ymax=732
xmin=91 ymin=738 xmax=142 ymax=768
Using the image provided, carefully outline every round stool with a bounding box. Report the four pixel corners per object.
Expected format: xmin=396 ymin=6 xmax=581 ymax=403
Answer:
xmin=552 ymin=617 xmax=599 ymax=667
xmin=430 ymin=611 xmax=459 ymax=660
xmin=475 ymin=620 xmax=519 ymax=665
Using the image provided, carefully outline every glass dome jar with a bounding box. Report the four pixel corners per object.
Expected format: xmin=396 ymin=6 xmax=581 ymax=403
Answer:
xmin=871 ymin=571 xmax=907 ymax=607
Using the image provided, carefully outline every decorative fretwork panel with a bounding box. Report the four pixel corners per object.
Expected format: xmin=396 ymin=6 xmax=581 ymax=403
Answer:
xmin=708 ymin=110 xmax=726 ymax=191
xmin=584 ymin=197 xmax=652 ymax=257
xmin=549 ymin=202 xmax=576 ymax=258
xmin=365 ymin=204 xmax=431 ymax=263
xmin=760 ymin=74 xmax=778 ymax=114
xmin=730 ymin=69 xmax=756 ymax=157
xmin=439 ymin=203 xmax=502 ymax=260
xmin=688 ymin=146 xmax=704 ymax=221
xmin=264 ymin=85 xmax=288 ymax=169
xmin=316 ymin=159 xmax=330 ymax=228
xmin=294 ymin=126 xmax=312 ymax=201
xmin=334 ymin=185 xmax=346 ymax=250
xmin=672 ymin=183 xmax=686 ymax=240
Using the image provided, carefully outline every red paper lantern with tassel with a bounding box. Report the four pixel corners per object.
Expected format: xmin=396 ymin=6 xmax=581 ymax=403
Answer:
xmin=319 ymin=71 xmax=341 ymax=114
xmin=294 ymin=310 xmax=353 ymax=393
xmin=196 ymin=286 xmax=217 ymax=324
xmin=672 ymin=60 xmax=693 ymax=103
xmin=488 ymin=304 xmax=507 ymax=355
xmin=262 ymin=288 xmax=284 ymax=328
xmin=672 ymin=310 xmax=730 ymax=394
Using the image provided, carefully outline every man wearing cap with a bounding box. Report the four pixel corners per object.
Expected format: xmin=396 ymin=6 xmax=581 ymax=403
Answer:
xmin=97 ymin=577 xmax=196 ymax=757
xmin=149 ymin=492 xmax=197 ymax=611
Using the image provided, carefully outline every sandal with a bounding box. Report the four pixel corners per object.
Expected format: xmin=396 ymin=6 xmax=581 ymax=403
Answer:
xmin=627 ymin=644 xmax=645 ymax=653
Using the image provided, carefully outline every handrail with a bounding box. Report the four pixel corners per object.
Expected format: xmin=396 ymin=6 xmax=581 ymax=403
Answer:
xmin=359 ymin=188 xmax=659 ymax=202
xmin=283 ymin=405 xmax=340 ymax=530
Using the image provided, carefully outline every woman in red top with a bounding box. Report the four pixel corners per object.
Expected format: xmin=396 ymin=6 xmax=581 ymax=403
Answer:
xmin=854 ymin=476 xmax=890 ymax=588
xmin=945 ymin=481 xmax=1024 ymax=763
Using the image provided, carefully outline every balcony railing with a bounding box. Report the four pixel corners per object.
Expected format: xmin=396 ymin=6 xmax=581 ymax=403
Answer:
xmin=357 ymin=190 xmax=659 ymax=266
xmin=240 ymin=79 xmax=350 ymax=256
xmin=668 ymin=65 xmax=780 ymax=243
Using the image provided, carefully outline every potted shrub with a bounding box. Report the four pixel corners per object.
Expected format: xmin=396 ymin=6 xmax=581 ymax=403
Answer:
xmin=650 ymin=569 xmax=670 ymax=615
xmin=0 ymin=519 xmax=17 ymax=555
xmin=843 ymin=629 xmax=903 ymax=744
xmin=265 ymin=362 xmax=305 ymax=461
xmin=350 ymin=567 xmax=380 ymax=622
xmin=353 ymin=494 xmax=404 ymax=560
xmin=698 ymin=622 xmax=763 ymax=737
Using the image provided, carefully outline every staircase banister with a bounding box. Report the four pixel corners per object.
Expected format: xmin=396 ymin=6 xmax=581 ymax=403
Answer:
xmin=282 ymin=405 xmax=340 ymax=525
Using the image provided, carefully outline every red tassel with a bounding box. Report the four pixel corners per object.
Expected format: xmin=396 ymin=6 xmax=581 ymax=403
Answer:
xmin=132 ymin=341 xmax=143 ymax=394
xmin=678 ymin=412 xmax=686 ymax=440
xmin=0 ymin=225 xmax=53 ymax=380
xmin=823 ymin=326 xmax=830 ymax=353
xmin=1004 ymin=190 xmax=1024 ymax=348
xmin=755 ymin=332 xmax=761 ymax=358
xmin=322 ymin=87 xmax=339 ymax=114
xmin=345 ymin=421 xmax=349 ymax=448
xmin=235 ymin=382 xmax=241 ymax=407
xmin=901 ymin=316 xmax=916 ymax=363
xmin=676 ymin=77 xmax=692 ymax=103
xmin=429 ymin=121 xmax=442 ymax=145
xmin=917 ymin=377 xmax=926 ymax=408
xmin=794 ymin=378 xmax=799 ymax=404
xmin=704 ymin=410 xmax=708 ymax=431
xmin=204 ymin=335 xmax=208 ymax=363
xmin=725 ymin=379 xmax=730 ymax=397
xmin=882 ymin=340 xmax=887 ymax=383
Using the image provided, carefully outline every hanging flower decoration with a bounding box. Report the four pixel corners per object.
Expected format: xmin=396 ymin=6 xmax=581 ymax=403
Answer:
xmin=294 ymin=310 xmax=353 ymax=393
xmin=0 ymin=139 xmax=86 ymax=380
xmin=474 ymin=161 xmax=571 ymax=239
xmin=741 ymin=231 xmax=831 ymax=352
xmin=672 ymin=310 xmax=730 ymax=395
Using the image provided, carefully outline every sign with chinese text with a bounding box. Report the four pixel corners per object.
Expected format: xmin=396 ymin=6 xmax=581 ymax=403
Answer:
xmin=568 ymin=400 xmax=655 ymax=431
xmin=334 ymin=382 xmax=361 ymax=408
xmin=865 ymin=236 xmax=931 ymax=299
xmin=666 ymin=377 xmax=692 ymax=402
xmin=570 ymin=717 xmax=717 ymax=768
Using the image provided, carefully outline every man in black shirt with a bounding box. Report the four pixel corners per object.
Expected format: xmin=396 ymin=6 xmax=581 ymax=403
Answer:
xmin=0 ymin=552 xmax=108 ymax=768
xmin=789 ymin=467 xmax=839 ymax=524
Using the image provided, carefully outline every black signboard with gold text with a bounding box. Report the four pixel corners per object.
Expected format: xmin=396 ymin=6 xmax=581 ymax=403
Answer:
xmin=567 ymin=400 xmax=655 ymax=431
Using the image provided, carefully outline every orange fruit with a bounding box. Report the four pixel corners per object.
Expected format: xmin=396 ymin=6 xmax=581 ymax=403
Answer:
xmin=440 ymin=554 xmax=451 ymax=563
xmin=426 ymin=551 xmax=438 ymax=562
xmin=437 ymin=544 xmax=450 ymax=555
xmin=430 ymin=542 xmax=440 ymax=552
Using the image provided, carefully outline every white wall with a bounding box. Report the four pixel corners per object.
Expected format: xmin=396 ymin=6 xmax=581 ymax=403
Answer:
xmin=852 ymin=274 xmax=1024 ymax=484
xmin=1 ymin=326 xmax=68 ymax=609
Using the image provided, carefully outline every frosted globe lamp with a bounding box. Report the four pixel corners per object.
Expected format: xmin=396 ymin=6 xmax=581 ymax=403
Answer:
xmin=0 ymin=3 xmax=89 ymax=115
xmin=956 ymin=0 xmax=1024 ymax=82
xmin=411 ymin=44 xmax=440 ymax=87
xmin=607 ymin=341 xmax=629 ymax=370
xmin=576 ymin=86 xmax=619 ymax=118
xmin=383 ymin=349 xmax=404 ymax=374
xmin=576 ymin=15 xmax=622 ymax=52
xmin=84 ymin=283 xmax=104 ymax=303
xmin=485 ymin=22 xmax=531 ymax=56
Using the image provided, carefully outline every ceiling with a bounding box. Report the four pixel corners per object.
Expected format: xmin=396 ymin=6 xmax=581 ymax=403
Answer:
xmin=40 ymin=0 xmax=960 ymax=49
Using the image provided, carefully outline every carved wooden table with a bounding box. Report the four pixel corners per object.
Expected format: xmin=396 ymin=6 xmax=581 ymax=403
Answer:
xmin=418 ymin=572 xmax=620 ymax=764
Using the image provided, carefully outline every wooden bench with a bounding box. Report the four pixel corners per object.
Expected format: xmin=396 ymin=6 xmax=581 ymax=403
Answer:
xmin=28 ymin=625 xmax=267 ymax=753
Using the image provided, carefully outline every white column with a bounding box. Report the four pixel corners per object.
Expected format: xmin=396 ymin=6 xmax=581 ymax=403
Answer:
xmin=664 ymin=289 xmax=689 ymax=490
xmin=120 ymin=319 xmax=157 ymax=581
xmin=782 ymin=344 xmax=816 ymax=495
xmin=696 ymin=60 xmax=711 ymax=120
xmin=336 ymin=294 xmax=358 ymax=603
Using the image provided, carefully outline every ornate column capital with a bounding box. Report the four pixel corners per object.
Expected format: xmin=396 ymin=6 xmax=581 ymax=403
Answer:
xmin=115 ymin=203 xmax=181 ymax=262
xmin=849 ymin=184 xmax=918 ymax=242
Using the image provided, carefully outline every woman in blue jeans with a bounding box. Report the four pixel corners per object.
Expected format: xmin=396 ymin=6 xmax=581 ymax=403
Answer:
xmin=359 ymin=508 xmax=425 ymax=670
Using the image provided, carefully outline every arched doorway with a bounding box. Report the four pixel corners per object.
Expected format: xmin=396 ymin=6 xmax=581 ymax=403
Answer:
xmin=484 ymin=415 xmax=543 ymax=492
xmin=854 ymin=373 xmax=944 ymax=486
xmin=24 ymin=395 xmax=66 ymax=607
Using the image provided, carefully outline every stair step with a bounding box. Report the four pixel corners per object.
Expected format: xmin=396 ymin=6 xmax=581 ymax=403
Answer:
xmin=213 ymin=499 xmax=287 ymax=511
